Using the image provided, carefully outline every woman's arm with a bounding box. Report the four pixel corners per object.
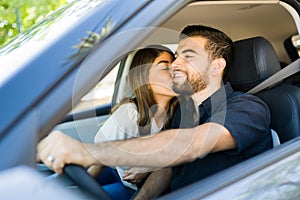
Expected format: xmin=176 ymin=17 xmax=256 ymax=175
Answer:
xmin=133 ymin=168 xmax=172 ymax=200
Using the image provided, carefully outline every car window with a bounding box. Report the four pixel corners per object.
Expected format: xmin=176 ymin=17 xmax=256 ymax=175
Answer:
xmin=0 ymin=0 xmax=150 ymax=136
xmin=71 ymin=63 xmax=119 ymax=113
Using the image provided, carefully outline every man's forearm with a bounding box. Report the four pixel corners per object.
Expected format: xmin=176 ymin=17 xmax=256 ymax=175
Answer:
xmin=87 ymin=128 xmax=196 ymax=168
xmin=86 ymin=122 xmax=233 ymax=168
xmin=133 ymin=168 xmax=172 ymax=200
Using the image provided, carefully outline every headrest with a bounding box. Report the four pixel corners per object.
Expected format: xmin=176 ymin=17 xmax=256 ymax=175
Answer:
xmin=227 ymin=36 xmax=282 ymax=92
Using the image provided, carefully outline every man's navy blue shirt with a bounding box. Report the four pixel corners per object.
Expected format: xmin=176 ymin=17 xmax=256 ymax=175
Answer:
xmin=170 ymin=83 xmax=273 ymax=190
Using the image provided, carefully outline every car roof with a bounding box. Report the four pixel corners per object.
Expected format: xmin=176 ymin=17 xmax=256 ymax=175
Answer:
xmin=157 ymin=0 xmax=299 ymax=63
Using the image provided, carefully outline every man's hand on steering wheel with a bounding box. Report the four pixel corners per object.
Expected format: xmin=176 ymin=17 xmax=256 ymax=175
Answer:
xmin=36 ymin=130 xmax=96 ymax=174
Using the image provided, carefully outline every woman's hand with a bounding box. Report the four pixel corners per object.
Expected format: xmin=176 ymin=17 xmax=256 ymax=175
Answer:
xmin=122 ymin=167 xmax=156 ymax=184
xmin=36 ymin=130 xmax=95 ymax=174
xmin=122 ymin=171 xmax=149 ymax=184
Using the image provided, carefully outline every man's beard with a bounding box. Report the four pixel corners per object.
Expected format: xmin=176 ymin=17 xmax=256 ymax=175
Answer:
xmin=173 ymin=73 xmax=208 ymax=96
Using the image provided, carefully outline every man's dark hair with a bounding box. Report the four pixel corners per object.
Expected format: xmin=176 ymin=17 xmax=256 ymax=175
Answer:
xmin=180 ymin=25 xmax=234 ymax=81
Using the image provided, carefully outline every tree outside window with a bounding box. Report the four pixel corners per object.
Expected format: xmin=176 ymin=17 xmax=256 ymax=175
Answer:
xmin=0 ymin=0 xmax=68 ymax=46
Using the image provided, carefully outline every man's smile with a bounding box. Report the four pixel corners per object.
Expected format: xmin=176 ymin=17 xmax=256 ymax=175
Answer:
xmin=172 ymin=69 xmax=187 ymax=80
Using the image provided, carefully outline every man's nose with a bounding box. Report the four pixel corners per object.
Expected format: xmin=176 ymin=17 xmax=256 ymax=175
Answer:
xmin=171 ymin=56 xmax=183 ymax=70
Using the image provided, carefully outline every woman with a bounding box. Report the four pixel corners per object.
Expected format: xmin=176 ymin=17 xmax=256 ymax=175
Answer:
xmin=88 ymin=45 xmax=178 ymax=199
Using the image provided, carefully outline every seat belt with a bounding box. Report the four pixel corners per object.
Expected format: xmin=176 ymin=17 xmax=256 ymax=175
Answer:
xmin=247 ymin=58 xmax=300 ymax=146
xmin=247 ymin=58 xmax=300 ymax=94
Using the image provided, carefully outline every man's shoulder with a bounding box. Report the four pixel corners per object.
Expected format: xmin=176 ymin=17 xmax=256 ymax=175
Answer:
xmin=224 ymin=83 xmax=265 ymax=103
xmin=227 ymin=90 xmax=268 ymax=108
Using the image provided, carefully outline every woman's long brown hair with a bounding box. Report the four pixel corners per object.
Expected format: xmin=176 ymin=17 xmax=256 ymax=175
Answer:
xmin=114 ymin=45 xmax=177 ymax=135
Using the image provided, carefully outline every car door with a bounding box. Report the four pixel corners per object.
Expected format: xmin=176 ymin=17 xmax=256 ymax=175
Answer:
xmin=0 ymin=0 xmax=188 ymax=171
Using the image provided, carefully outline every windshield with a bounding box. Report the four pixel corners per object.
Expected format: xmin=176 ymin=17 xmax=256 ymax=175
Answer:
xmin=0 ymin=0 xmax=148 ymax=85
xmin=0 ymin=0 xmax=149 ymax=138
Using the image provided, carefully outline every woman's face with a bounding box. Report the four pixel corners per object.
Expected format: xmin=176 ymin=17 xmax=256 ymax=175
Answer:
xmin=148 ymin=51 xmax=177 ymax=101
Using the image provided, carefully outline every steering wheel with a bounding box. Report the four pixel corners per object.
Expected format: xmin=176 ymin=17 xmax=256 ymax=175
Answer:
xmin=63 ymin=164 xmax=111 ymax=200
xmin=37 ymin=163 xmax=111 ymax=199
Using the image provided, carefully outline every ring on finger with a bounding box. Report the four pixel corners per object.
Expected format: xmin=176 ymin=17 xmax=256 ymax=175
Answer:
xmin=47 ymin=155 xmax=54 ymax=163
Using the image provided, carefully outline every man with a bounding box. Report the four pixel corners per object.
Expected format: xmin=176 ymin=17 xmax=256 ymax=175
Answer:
xmin=37 ymin=25 xmax=273 ymax=198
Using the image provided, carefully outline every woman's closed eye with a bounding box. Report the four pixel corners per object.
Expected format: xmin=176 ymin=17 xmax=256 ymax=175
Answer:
xmin=162 ymin=66 xmax=171 ymax=71
xmin=156 ymin=63 xmax=171 ymax=70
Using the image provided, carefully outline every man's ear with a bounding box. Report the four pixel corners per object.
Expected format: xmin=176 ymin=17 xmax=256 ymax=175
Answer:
xmin=212 ymin=58 xmax=226 ymax=75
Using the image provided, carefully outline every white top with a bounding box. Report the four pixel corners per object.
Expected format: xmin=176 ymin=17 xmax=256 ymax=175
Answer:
xmin=94 ymin=103 xmax=162 ymax=190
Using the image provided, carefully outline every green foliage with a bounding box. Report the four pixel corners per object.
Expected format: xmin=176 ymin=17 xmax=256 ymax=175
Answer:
xmin=0 ymin=0 xmax=67 ymax=46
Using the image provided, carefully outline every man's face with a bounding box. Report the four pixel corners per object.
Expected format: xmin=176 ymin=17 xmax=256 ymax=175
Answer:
xmin=171 ymin=36 xmax=212 ymax=95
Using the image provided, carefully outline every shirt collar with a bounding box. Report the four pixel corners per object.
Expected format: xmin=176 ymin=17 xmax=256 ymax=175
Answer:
xmin=200 ymin=83 xmax=234 ymax=116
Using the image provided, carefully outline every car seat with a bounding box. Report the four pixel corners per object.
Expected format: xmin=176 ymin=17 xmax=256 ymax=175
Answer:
xmin=227 ymin=36 xmax=300 ymax=143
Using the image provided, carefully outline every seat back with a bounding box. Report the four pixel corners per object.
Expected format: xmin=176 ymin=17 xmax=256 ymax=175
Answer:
xmin=227 ymin=37 xmax=300 ymax=143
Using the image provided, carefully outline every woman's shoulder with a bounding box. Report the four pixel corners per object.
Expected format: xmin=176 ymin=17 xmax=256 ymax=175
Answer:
xmin=113 ymin=102 xmax=138 ymax=120
xmin=95 ymin=102 xmax=140 ymax=143
xmin=115 ymin=102 xmax=137 ymax=112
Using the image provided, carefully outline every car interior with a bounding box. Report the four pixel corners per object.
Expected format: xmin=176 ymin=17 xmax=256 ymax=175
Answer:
xmin=228 ymin=36 xmax=300 ymax=143
xmin=41 ymin=0 xmax=300 ymax=198
xmin=59 ymin=0 xmax=300 ymax=144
